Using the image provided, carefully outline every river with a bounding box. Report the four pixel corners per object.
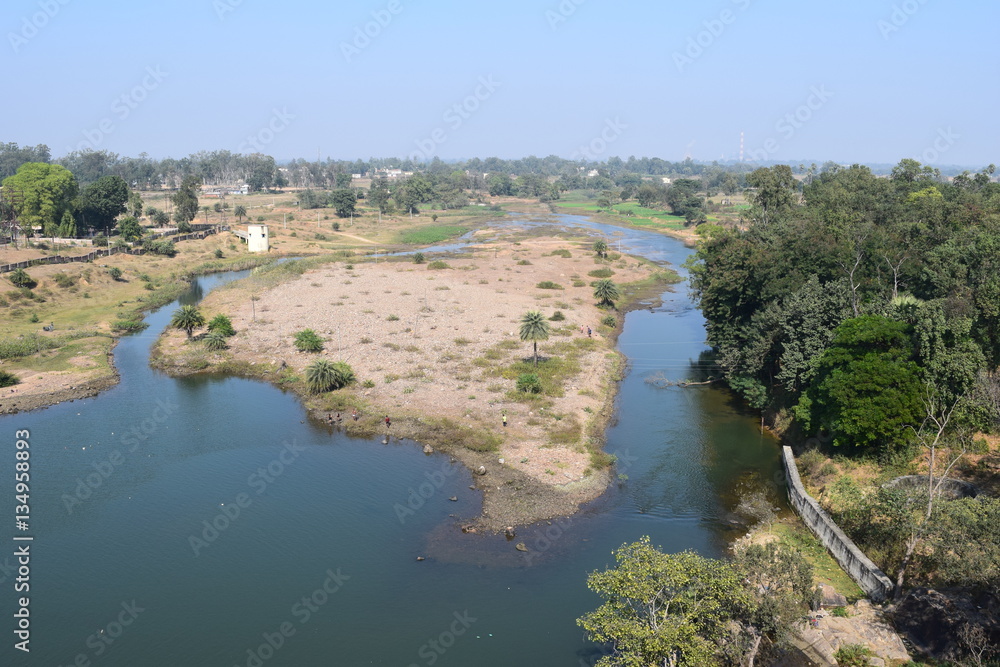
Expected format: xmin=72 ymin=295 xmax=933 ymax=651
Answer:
xmin=0 ymin=213 xmax=783 ymax=666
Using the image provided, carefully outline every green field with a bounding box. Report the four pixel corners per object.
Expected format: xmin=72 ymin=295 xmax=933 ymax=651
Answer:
xmin=397 ymin=225 xmax=470 ymax=245
xmin=556 ymin=191 xmax=694 ymax=230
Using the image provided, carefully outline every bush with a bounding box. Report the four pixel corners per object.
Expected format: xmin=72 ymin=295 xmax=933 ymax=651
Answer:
xmin=112 ymin=319 xmax=149 ymax=334
xmin=413 ymin=252 xmax=425 ymax=264
xmin=207 ymin=314 xmax=236 ymax=337
xmin=143 ymin=238 xmax=177 ymax=257
xmin=386 ymin=314 xmax=400 ymax=322
xmin=294 ymin=328 xmax=324 ymax=353
xmin=427 ymin=260 xmax=449 ymax=270
xmin=204 ymin=332 xmax=229 ymax=351
xmin=831 ymin=606 xmax=850 ymax=618
xmin=601 ymin=315 xmax=616 ymax=328
xmin=214 ymin=249 xmax=223 ymax=259
xmin=549 ymin=249 xmax=572 ymax=258
xmin=516 ymin=373 xmax=543 ymax=394
xmin=517 ymin=259 xmax=532 ymax=266
xmin=92 ymin=235 xmax=109 ymax=247
xmin=53 ymin=272 xmax=77 ymax=288
xmin=588 ymin=268 xmax=614 ymax=278
xmin=833 ymin=644 xmax=873 ymax=666
xmin=0 ymin=369 xmax=19 ymax=388
xmin=108 ymin=267 xmax=123 ymax=281
xmin=536 ymin=281 xmax=563 ymax=290
xmin=549 ymin=311 xmax=565 ymax=321
xmin=9 ymin=268 xmax=33 ymax=288
xmin=305 ymin=359 xmax=355 ymax=393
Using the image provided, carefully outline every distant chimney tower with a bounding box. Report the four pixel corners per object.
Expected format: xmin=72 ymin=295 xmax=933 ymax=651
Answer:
xmin=739 ymin=131 xmax=744 ymax=162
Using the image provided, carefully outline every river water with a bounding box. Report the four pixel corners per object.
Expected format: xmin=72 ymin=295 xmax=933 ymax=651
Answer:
xmin=0 ymin=214 xmax=782 ymax=666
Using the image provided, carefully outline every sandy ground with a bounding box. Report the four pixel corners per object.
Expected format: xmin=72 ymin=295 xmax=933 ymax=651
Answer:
xmin=155 ymin=231 xmax=664 ymax=527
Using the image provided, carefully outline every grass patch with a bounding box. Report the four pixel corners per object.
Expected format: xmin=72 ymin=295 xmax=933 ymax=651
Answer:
xmin=766 ymin=521 xmax=864 ymax=601
xmin=536 ymin=281 xmax=563 ymax=290
xmin=398 ymin=225 xmax=468 ymax=245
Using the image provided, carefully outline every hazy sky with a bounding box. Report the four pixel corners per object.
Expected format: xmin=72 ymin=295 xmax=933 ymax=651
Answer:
xmin=4 ymin=0 xmax=997 ymax=167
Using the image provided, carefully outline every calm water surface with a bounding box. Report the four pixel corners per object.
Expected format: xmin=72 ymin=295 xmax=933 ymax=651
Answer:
xmin=0 ymin=214 xmax=782 ymax=666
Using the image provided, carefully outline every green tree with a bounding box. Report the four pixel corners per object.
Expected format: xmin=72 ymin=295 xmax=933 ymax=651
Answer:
xmin=796 ymin=315 xmax=923 ymax=453
xmin=80 ymin=175 xmax=130 ymax=233
xmin=368 ymin=177 xmax=392 ymax=214
xmin=116 ymin=216 xmax=142 ymax=242
xmin=234 ymin=204 xmax=247 ymax=222
xmin=127 ymin=190 xmax=143 ymax=218
xmin=519 ymin=310 xmax=550 ymax=367
xmin=172 ymin=175 xmax=201 ymax=223
xmin=2 ymin=162 xmax=78 ymax=235
xmin=108 ymin=266 xmax=123 ymax=281
xmin=305 ymin=359 xmax=355 ymax=393
xmin=593 ymin=279 xmax=620 ymax=308
xmin=745 ymin=165 xmax=797 ymax=226
xmin=170 ymin=305 xmax=205 ymax=338
xmin=57 ymin=210 xmax=77 ymax=238
xmin=152 ymin=209 xmax=170 ymax=226
xmin=330 ymin=189 xmax=357 ymax=218
xmin=593 ymin=239 xmax=608 ymax=259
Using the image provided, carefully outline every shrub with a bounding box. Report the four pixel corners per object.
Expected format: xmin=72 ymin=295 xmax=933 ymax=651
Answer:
xmin=516 ymin=259 xmax=532 ymax=266
xmin=207 ymin=314 xmax=236 ymax=337
xmin=53 ymin=272 xmax=77 ymax=288
xmin=601 ymin=315 xmax=616 ymax=328
xmin=549 ymin=311 xmax=566 ymax=321
xmin=549 ymin=249 xmax=572 ymax=258
xmin=29 ymin=312 xmax=39 ymax=323
xmin=831 ymin=606 xmax=850 ymax=618
xmin=386 ymin=314 xmax=400 ymax=322
xmin=143 ymin=238 xmax=177 ymax=257
xmin=9 ymin=268 xmax=33 ymax=288
xmin=833 ymin=644 xmax=873 ymax=666
xmin=204 ymin=332 xmax=229 ymax=351
xmin=214 ymin=249 xmax=223 ymax=258
xmin=588 ymin=268 xmax=614 ymax=278
xmin=427 ymin=260 xmax=449 ymax=270
xmin=413 ymin=252 xmax=425 ymax=264
xmin=294 ymin=328 xmax=324 ymax=352
xmin=92 ymin=235 xmax=109 ymax=247
xmin=516 ymin=373 xmax=543 ymax=394
xmin=536 ymin=281 xmax=563 ymax=290
xmin=112 ymin=319 xmax=149 ymax=333
xmin=305 ymin=359 xmax=355 ymax=393
xmin=108 ymin=267 xmax=123 ymax=281
xmin=0 ymin=369 xmax=19 ymax=388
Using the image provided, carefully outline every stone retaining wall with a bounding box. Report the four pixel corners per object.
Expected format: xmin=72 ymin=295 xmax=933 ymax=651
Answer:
xmin=782 ymin=446 xmax=895 ymax=602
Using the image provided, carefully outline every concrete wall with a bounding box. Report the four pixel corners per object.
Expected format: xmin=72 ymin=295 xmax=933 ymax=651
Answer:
xmin=782 ymin=446 xmax=895 ymax=602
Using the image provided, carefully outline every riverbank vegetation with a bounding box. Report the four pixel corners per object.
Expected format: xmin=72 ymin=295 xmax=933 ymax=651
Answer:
xmin=689 ymin=159 xmax=1000 ymax=655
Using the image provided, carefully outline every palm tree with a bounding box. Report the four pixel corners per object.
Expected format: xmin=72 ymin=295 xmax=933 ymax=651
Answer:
xmin=593 ymin=239 xmax=608 ymax=260
xmin=171 ymin=305 xmax=205 ymax=338
xmin=306 ymin=359 xmax=356 ymax=393
xmin=234 ymin=205 xmax=247 ymax=222
xmin=9 ymin=268 xmax=33 ymax=288
xmin=593 ymin=279 xmax=620 ymax=308
xmin=519 ymin=310 xmax=550 ymax=367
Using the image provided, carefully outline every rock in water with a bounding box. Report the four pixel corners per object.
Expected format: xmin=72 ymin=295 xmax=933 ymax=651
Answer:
xmin=475 ymin=466 xmax=487 ymax=476
xmin=515 ymin=543 xmax=528 ymax=552
xmin=423 ymin=444 xmax=434 ymax=454
xmin=416 ymin=556 xmax=425 ymax=561
xmin=505 ymin=526 xmax=516 ymax=538
xmin=448 ymin=496 xmax=457 ymax=502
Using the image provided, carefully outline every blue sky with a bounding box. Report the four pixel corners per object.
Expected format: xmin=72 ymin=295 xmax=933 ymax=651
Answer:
xmin=3 ymin=0 xmax=997 ymax=167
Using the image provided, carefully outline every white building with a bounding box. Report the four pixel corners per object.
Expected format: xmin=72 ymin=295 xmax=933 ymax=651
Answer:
xmin=234 ymin=224 xmax=269 ymax=252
